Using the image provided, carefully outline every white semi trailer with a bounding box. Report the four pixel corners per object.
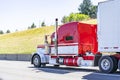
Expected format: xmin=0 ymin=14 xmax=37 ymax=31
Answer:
xmin=97 ymin=0 xmax=120 ymax=73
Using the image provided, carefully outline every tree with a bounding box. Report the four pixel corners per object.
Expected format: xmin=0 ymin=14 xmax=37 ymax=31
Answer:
xmin=78 ymin=0 xmax=92 ymax=15
xmin=61 ymin=13 xmax=90 ymax=23
xmin=31 ymin=23 xmax=36 ymax=28
xmin=28 ymin=26 xmax=31 ymax=29
xmin=90 ymin=6 xmax=97 ymax=18
xmin=6 ymin=30 xmax=10 ymax=33
xmin=78 ymin=0 xmax=97 ymax=18
xmin=15 ymin=29 xmax=18 ymax=32
xmin=0 ymin=30 xmax=4 ymax=34
xmin=61 ymin=16 xmax=69 ymax=23
xmin=41 ymin=21 xmax=46 ymax=27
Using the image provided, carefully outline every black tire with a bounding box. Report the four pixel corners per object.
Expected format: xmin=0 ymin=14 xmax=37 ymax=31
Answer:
xmin=33 ymin=55 xmax=41 ymax=67
xmin=110 ymin=56 xmax=118 ymax=72
xmin=41 ymin=64 xmax=46 ymax=67
xmin=54 ymin=65 xmax=60 ymax=67
xmin=98 ymin=56 xmax=118 ymax=73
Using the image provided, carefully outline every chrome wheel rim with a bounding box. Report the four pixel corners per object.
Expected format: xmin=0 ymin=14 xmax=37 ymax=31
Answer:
xmin=33 ymin=57 xmax=39 ymax=66
xmin=101 ymin=59 xmax=110 ymax=70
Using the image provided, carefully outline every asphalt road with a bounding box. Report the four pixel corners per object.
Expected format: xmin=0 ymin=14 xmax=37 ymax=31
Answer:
xmin=0 ymin=60 xmax=120 ymax=80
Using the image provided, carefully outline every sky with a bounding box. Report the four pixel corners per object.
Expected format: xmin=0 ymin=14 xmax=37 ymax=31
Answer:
xmin=0 ymin=0 xmax=107 ymax=32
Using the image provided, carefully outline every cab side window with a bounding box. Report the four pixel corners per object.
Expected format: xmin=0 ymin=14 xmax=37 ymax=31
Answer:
xmin=65 ymin=36 xmax=73 ymax=42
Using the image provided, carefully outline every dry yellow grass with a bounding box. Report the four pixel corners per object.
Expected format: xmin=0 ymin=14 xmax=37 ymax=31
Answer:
xmin=81 ymin=19 xmax=97 ymax=24
xmin=0 ymin=26 xmax=54 ymax=54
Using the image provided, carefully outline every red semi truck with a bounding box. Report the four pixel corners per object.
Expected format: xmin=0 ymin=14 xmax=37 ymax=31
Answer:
xmin=31 ymin=0 xmax=120 ymax=73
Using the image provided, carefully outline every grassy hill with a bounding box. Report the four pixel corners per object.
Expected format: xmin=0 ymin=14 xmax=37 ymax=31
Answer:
xmin=0 ymin=19 xmax=97 ymax=54
xmin=0 ymin=26 xmax=54 ymax=54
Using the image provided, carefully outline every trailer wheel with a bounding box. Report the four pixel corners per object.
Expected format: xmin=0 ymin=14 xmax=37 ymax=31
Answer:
xmin=98 ymin=56 xmax=118 ymax=73
xmin=33 ymin=55 xmax=41 ymax=67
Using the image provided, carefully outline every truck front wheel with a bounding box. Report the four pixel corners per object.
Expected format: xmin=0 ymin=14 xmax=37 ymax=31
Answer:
xmin=33 ymin=55 xmax=41 ymax=67
xmin=98 ymin=56 xmax=118 ymax=73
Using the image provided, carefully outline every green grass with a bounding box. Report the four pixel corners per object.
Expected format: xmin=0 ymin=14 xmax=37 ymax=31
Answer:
xmin=0 ymin=19 xmax=97 ymax=54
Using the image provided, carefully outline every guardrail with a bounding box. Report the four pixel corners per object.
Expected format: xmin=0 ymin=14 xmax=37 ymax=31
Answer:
xmin=0 ymin=54 xmax=31 ymax=61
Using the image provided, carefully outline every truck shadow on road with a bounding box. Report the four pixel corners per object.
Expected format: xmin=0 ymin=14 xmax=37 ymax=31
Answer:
xmin=82 ymin=72 xmax=120 ymax=80
xmin=82 ymin=70 xmax=120 ymax=80
xmin=29 ymin=66 xmax=100 ymax=74
xmin=29 ymin=66 xmax=120 ymax=80
xmin=29 ymin=65 xmax=120 ymax=80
